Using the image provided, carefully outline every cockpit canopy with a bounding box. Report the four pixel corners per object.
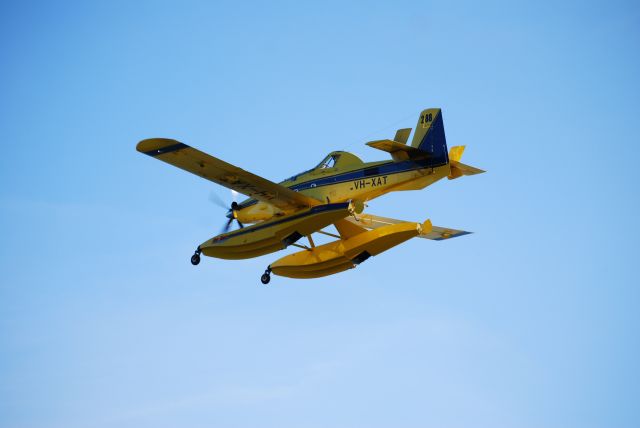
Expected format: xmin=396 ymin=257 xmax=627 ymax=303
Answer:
xmin=282 ymin=151 xmax=364 ymax=182
xmin=314 ymin=151 xmax=363 ymax=170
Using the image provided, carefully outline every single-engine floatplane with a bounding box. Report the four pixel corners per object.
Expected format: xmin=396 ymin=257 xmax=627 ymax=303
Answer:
xmin=137 ymin=108 xmax=484 ymax=284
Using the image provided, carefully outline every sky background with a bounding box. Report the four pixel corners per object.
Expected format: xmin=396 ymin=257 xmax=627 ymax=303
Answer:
xmin=1 ymin=1 xmax=639 ymax=427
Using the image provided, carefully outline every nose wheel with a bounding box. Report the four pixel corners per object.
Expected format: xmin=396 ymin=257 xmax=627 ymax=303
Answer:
xmin=190 ymin=248 xmax=201 ymax=265
xmin=261 ymin=267 xmax=271 ymax=285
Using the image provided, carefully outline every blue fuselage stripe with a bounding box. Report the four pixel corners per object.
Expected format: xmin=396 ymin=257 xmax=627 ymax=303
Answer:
xmin=239 ymin=157 xmax=446 ymax=209
xmin=288 ymin=159 xmax=431 ymax=191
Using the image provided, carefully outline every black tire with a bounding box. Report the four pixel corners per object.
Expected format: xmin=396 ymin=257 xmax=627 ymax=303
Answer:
xmin=261 ymin=273 xmax=270 ymax=284
xmin=191 ymin=254 xmax=201 ymax=265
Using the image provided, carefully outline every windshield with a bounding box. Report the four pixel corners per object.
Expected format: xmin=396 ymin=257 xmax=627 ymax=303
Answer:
xmin=282 ymin=153 xmax=343 ymax=182
xmin=315 ymin=153 xmax=341 ymax=169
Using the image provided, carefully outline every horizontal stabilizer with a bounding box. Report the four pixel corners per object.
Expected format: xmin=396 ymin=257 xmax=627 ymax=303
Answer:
xmin=366 ymin=139 xmax=426 ymax=161
xmin=448 ymin=160 xmax=486 ymax=180
xmin=347 ymin=213 xmax=471 ymax=240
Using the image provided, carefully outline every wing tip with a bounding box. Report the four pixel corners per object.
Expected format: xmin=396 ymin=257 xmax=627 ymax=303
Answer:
xmin=136 ymin=138 xmax=189 ymax=156
xmin=433 ymin=230 xmax=473 ymax=240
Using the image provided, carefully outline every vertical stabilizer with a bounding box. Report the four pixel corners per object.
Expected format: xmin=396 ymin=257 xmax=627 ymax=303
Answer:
xmin=410 ymin=108 xmax=448 ymax=166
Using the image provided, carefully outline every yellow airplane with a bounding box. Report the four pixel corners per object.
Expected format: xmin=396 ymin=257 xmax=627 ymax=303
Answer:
xmin=136 ymin=108 xmax=484 ymax=284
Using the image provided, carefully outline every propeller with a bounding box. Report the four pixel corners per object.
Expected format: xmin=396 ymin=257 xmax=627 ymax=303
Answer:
xmin=209 ymin=190 xmax=244 ymax=233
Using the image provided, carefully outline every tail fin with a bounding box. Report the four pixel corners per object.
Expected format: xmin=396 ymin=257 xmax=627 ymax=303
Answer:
xmin=410 ymin=108 xmax=449 ymax=166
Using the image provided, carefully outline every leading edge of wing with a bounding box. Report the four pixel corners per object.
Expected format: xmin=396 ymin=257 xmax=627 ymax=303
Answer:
xmin=137 ymin=138 xmax=320 ymax=210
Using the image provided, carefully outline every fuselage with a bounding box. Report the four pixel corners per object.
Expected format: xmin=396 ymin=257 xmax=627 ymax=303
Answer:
xmin=235 ymin=152 xmax=451 ymax=224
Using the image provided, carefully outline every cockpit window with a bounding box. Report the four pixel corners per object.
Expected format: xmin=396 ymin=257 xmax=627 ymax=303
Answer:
xmin=316 ymin=154 xmax=341 ymax=169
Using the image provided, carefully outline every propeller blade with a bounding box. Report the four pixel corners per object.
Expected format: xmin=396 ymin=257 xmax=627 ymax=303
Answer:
xmin=231 ymin=190 xmax=239 ymax=203
xmin=208 ymin=191 xmax=228 ymax=210
xmin=221 ymin=217 xmax=234 ymax=234
xmin=237 ymin=220 xmax=244 ymax=229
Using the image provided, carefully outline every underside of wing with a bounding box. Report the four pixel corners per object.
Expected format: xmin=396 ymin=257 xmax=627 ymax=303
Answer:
xmin=137 ymin=138 xmax=319 ymax=210
xmin=347 ymin=213 xmax=471 ymax=240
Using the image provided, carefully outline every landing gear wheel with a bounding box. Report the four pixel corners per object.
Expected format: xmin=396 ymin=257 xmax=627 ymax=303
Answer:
xmin=191 ymin=249 xmax=201 ymax=266
xmin=261 ymin=267 xmax=272 ymax=285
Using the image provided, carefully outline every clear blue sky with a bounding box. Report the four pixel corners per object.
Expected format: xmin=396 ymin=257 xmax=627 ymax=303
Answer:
xmin=1 ymin=1 xmax=639 ymax=427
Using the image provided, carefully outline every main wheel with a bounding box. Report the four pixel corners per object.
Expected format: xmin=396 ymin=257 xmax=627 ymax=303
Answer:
xmin=261 ymin=273 xmax=271 ymax=284
xmin=191 ymin=253 xmax=201 ymax=265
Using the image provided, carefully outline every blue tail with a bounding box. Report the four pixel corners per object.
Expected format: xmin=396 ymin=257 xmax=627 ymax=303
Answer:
xmin=410 ymin=108 xmax=449 ymax=167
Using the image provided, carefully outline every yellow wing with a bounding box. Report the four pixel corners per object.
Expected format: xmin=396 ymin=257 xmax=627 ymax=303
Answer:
xmin=347 ymin=213 xmax=471 ymax=240
xmin=137 ymin=138 xmax=320 ymax=210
